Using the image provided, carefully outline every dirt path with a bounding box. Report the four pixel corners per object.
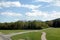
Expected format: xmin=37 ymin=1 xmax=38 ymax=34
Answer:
xmin=6 ymin=30 xmax=40 ymax=37
xmin=0 ymin=34 xmax=11 ymax=40
xmin=41 ymin=32 xmax=47 ymax=40
xmin=0 ymin=31 xmax=47 ymax=40
xmin=0 ymin=30 xmax=40 ymax=40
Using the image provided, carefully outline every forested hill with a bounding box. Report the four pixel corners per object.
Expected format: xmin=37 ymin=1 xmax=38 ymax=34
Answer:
xmin=0 ymin=18 xmax=60 ymax=30
xmin=46 ymin=18 xmax=60 ymax=28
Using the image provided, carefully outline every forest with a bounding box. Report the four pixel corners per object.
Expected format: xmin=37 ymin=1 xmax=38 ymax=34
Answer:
xmin=0 ymin=18 xmax=60 ymax=30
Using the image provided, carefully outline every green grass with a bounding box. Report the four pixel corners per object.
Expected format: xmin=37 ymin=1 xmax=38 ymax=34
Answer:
xmin=43 ymin=28 xmax=60 ymax=40
xmin=0 ymin=28 xmax=60 ymax=40
xmin=11 ymin=28 xmax=60 ymax=40
xmin=11 ymin=32 xmax=41 ymax=40
xmin=0 ymin=30 xmax=26 ymax=34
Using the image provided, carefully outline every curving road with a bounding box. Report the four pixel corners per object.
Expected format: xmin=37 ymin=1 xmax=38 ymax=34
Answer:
xmin=0 ymin=31 xmax=47 ymax=40
xmin=0 ymin=30 xmax=40 ymax=40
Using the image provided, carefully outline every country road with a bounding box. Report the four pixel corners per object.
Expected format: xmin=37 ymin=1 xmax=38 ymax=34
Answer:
xmin=0 ymin=30 xmax=40 ymax=40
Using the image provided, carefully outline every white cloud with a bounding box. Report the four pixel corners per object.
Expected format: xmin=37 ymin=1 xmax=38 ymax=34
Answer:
xmin=26 ymin=10 xmax=48 ymax=17
xmin=43 ymin=11 xmax=60 ymax=21
xmin=52 ymin=0 xmax=60 ymax=6
xmin=35 ymin=0 xmax=60 ymax=7
xmin=25 ymin=10 xmax=49 ymax=21
xmin=22 ymin=4 xmax=41 ymax=10
xmin=0 ymin=1 xmax=21 ymax=7
xmin=34 ymin=0 xmax=53 ymax=2
xmin=0 ymin=1 xmax=41 ymax=10
xmin=25 ymin=10 xmax=60 ymax=21
xmin=1 ymin=12 xmax=22 ymax=16
xmin=50 ymin=11 xmax=60 ymax=18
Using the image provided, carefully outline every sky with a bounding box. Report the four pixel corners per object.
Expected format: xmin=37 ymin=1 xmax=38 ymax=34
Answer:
xmin=0 ymin=0 xmax=60 ymax=22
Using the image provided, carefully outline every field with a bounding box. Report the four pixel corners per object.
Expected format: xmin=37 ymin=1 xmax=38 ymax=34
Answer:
xmin=0 ymin=30 xmax=26 ymax=34
xmin=0 ymin=28 xmax=60 ymax=40
xmin=11 ymin=28 xmax=60 ymax=40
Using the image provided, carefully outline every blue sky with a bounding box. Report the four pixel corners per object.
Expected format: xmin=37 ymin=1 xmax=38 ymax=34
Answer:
xmin=0 ymin=0 xmax=60 ymax=22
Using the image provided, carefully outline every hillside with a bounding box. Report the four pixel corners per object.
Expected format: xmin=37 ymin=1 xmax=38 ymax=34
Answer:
xmin=46 ymin=18 xmax=60 ymax=28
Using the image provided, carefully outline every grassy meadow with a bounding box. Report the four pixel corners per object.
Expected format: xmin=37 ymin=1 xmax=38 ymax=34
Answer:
xmin=0 ymin=28 xmax=60 ymax=40
xmin=11 ymin=28 xmax=60 ymax=40
xmin=0 ymin=30 xmax=26 ymax=34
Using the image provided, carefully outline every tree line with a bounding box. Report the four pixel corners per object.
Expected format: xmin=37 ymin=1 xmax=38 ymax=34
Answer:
xmin=0 ymin=18 xmax=60 ymax=30
xmin=0 ymin=20 xmax=49 ymax=30
xmin=46 ymin=18 xmax=60 ymax=28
